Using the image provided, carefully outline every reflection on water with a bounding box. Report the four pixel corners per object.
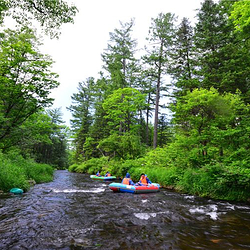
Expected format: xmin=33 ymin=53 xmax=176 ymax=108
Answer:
xmin=0 ymin=170 xmax=250 ymax=250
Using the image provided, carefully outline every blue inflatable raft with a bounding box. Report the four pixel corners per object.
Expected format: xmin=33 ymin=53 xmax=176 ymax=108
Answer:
xmin=109 ymin=182 xmax=160 ymax=194
xmin=90 ymin=175 xmax=116 ymax=181
xmin=10 ymin=188 xmax=23 ymax=195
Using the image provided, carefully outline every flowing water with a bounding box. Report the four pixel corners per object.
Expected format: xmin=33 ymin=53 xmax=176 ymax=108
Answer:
xmin=0 ymin=170 xmax=250 ymax=250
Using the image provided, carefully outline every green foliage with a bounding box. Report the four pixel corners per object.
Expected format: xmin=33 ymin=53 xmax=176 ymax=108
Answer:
xmin=24 ymin=162 xmax=54 ymax=184
xmin=0 ymin=0 xmax=78 ymax=38
xmin=176 ymin=163 xmax=250 ymax=201
xmin=68 ymin=163 xmax=79 ymax=173
xmin=70 ymin=157 xmax=110 ymax=175
xmin=230 ymin=0 xmax=250 ymax=33
xmin=102 ymin=87 xmax=147 ymax=133
xmin=0 ymin=27 xmax=59 ymax=151
xmin=12 ymin=109 xmax=70 ymax=169
xmin=98 ymin=132 xmax=146 ymax=160
xmin=0 ymin=151 xmax=54 ymax=192
xmin=68 ymin=78 xmax=96 ymax=161
xmin=83 ymin=137 xmax=100 ymax=160
xmin=101 ymin=19 xmax=138 ymax=89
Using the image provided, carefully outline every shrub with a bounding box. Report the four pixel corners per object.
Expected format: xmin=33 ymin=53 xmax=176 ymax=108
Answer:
xmin=0 ymin=151 xmax=54 ymax=192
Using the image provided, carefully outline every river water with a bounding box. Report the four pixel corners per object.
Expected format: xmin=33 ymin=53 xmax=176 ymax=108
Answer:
xmin=0 ymin=170 xmax=250 ymax=250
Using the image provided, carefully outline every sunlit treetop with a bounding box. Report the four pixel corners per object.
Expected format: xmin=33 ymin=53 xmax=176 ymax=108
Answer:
xmin=230 ymin=0 xmax=250 ymax=33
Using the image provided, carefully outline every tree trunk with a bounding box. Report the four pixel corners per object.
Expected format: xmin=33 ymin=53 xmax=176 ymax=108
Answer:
xmin=153 ymin=42 xmax=163 ymax=149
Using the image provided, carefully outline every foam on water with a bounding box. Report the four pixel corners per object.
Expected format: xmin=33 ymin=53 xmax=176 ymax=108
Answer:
xmin=52 ymin=188 xmax=105 ymax=193
xmin=189 ymin=204 xmax=219 ymax=220
xmin=134 ymin=213 xmax=157 ymax=220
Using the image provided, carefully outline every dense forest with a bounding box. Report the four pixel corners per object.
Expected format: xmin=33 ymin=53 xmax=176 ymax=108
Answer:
xmin=68 ymin=0 xmax=250 ymax=202
xmin=1 ymin=0 xmax=250 ymax=202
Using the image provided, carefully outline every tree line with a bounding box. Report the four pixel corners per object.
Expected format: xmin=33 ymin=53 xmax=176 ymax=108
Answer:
xmin=69 ymin=0 xmax=250 ymax=201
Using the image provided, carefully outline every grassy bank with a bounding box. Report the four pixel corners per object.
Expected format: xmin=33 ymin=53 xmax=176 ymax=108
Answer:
xmin=69 ymin=152 xmax=250 ymax=202
xmin=0 ymin=152 xmax=54 ymax=193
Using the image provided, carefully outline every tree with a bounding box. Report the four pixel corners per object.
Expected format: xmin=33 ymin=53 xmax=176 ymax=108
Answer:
xmin=68 ymin=77 xmax=95 ymax=160
xmin=26 ymin=109 xmax=69 ymax=168
xmin=0 ymin=27 xmax=59 ymax=150
xmin=157 ymin=114 xmax=173 ymax=147
xmin=143 ymin=13 xmax=175 ymax=148
xmin=0 ymin=0 xmax=78 ymax=38
xmin=97 ymin=132 xmax=146 ymax=160
xmin=101 ymin=19 xmax=139 ymax=89
xmin=171 ymin=88 xmax=242 ymax=165
xmin=169 ymin=17 xmax=198 ymax=96
xmin=194 ymin=0 xmax=250 ymax=104
xmin=102 ymin=87 xmax=146 ymax=134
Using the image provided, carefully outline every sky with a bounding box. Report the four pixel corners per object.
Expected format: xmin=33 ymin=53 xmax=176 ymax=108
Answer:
xmin=39 ymin=0 xmax=204 ymax=126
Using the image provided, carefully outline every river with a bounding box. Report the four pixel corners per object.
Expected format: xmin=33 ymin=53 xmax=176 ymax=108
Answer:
xmin=0 ymin=170 xmax=250 ymax=250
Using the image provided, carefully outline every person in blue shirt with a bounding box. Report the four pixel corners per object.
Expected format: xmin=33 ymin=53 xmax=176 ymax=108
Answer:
xmin=96 ymin=171 xmax=101 ymax=176
xmin=121 ymin=173 xmax=135 ymax=185
xmin=105 ymin=171 xmax=111 ymax=177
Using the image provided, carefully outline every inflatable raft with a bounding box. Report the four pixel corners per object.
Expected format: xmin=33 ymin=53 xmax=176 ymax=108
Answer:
xmin=109 ymin=183 xmax=160 ymax=194
xmin=90 ymin=175 xmax=116 ymax=181
xmin=10 ymin=188 xmax=23 ymax=195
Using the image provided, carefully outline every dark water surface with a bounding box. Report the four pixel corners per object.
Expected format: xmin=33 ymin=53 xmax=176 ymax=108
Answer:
xmin=0 ymin=170 xmax=250 ymax=250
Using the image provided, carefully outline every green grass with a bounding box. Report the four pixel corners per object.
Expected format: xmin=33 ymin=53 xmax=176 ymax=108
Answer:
xmin=0 ymin=151 xmax=54 ymax=193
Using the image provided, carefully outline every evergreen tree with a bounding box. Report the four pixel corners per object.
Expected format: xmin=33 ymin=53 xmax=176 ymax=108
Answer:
xmin=194 ymin=0 xmax=250 ymax=103
xmin=169 ymin=17 xmax=198 ymax=96
xmin=101 ymin=19 xmax=139 ymax=89
xmin=68 ymin=77 xmax=95 ymax=160
xmin=143 ymin=13 xmax=175 ymax=148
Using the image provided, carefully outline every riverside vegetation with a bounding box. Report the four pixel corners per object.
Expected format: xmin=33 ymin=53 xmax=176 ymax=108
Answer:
xmin=0 ymin=152 xmax=54 ymax=192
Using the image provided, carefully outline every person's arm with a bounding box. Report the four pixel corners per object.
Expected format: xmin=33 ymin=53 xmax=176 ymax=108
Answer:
xmin=129 ymin=179 xmax=135 ymax=185
xmin=147 ymin=177 xmax=152 ymax=184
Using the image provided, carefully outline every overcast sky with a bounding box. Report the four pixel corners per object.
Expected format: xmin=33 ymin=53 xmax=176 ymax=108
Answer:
xmin=40 ymin=0 xmax=204 ymax=126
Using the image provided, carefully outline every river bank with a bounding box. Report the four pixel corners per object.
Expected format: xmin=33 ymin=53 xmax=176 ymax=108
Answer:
xmin=69 ymin=156 xmax=250 ymax=203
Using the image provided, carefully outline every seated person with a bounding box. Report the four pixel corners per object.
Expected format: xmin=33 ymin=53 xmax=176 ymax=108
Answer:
xmin=105 ymin=171 xmax=111 ymax=177
xmin=138 ymin=173 xmax=152 ymax=186
xmin=122 ymin=173 xmax=135 ymax=185
xmin=96 ymin=171 xmax=101 ymax=176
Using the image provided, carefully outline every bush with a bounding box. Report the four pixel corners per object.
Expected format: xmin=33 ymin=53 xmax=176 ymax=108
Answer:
xmin=68 ymin=163 xmax=79 ymax=172
xmin=0 ymin=151 xmax=54 ymax=192
xmin=71 ymin=157 xmax=110 ymax=175
xmin=24 ymin=160 xmax=54 ymax=183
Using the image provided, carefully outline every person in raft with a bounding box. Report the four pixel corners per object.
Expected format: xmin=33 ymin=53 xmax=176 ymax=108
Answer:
xmin=122 ymin=173 xmax=135 ymax=185
xmin=105 ymin=171 xmax=111 ymax=177
xmin=96 ymin=171 xmax=101 ymax=176
xmin=138 ymin=173 xmax=152 ymax=186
